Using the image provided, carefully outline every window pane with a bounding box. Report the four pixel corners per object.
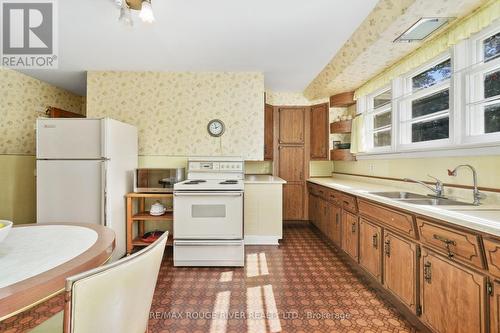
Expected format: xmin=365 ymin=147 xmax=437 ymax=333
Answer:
xmin=374 ymin=111 xmax=391 ymax=129
xmin=412 ymin=89 xmax=449 ymax=118
xmin=374 ymin=90 xmax=392 ymax=108
xmin=485 ymin=103 xmax=500 ymax=134
xmin=374 ymin=130 xmax=391 ymax=147
xmin=484 ymin=32 xmax=500 ymax=62
xmin=412 ymin=59 xmax=451 ymax=91
xmin=412 ymin=117 xmax=449 ymax=142
xmin=485 ymin=70 xmax=500 ymax=99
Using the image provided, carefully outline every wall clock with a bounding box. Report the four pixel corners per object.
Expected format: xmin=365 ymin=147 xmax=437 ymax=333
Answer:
xmin=207 ymin=119 xmax=225 ymax=137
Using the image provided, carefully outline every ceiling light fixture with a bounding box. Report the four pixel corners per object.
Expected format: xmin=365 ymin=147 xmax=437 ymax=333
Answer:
xmin=139 ymin=0 xmax=155 ymax=23
xmin=118 ymin=2 xmax=133 ymax=26
xmin=394 ymin=17 xmax=453 ymax=43
xmin=116 ymin=0 xmax=155 ymax=25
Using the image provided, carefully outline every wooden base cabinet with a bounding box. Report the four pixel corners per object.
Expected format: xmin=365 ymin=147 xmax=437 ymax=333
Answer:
xmin=420 ymin=248 xmax=487 ymax=333
xmin=383 ymin=232 xmax=418 ymax=312
xmin=329 ymin=203 xmax=342 ymax=246
xmin=492 ymin=281 xmax=500 ymax=333
xmin=359 ymin=219 xmax=382 ymax=281
xmin=342 ymin=211 xmax=358 ymax=261
xmin=308 ymin=193 xmax=318 ymax=228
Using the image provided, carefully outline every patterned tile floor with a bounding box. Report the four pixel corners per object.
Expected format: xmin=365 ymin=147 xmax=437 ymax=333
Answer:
xmin=1 ymin=225 xmax=419 ymax=333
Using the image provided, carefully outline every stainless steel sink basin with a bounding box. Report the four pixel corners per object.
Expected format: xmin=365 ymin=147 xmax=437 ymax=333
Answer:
xmin=403 ymin=198 xmax=474 ymax=206
xmin=370 ymin=192 xmax=428 ymax=199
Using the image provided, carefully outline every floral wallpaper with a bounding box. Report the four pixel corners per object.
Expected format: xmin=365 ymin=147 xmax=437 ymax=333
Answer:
xmin=303 ymin=0 xmax=485 ymax=100
xmin=0 ymin=68 xmax=84 ymax=155
xmin=86 ymin=71 xmax=265 ymax=160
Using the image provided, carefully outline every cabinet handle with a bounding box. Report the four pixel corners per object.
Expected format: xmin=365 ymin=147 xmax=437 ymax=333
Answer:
xmin=343 ymin=200 xmax=350 ymax=206
xmin=372 ymin=234 xmax=378 ymax=249
xmin=424 ymin=262 xmax=432 ymax=283
xmin=335 ymin=213 xmax=339 ymax=225
xmin=351 ymin=222 xmax=356 ymax=233
xmin=384 ymin=239 xmax=391 ymax=257
xmin=433 ymin=234 xmax=456 ymax=259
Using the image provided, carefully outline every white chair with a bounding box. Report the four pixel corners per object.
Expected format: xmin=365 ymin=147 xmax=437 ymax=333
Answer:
xmin=30 ymin=231 xmax=168 ymax=333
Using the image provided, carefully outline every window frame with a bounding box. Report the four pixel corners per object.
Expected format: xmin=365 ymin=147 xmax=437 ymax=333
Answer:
xmin=356 ymin=20 xmax=500 ymax=160
xmin=463 ymin=22 xmax=500 ymax=144
xmin=398 ymin=53 xmax=453 ymax=151
xmin=364 ymin=85 xmax=394 ymax=153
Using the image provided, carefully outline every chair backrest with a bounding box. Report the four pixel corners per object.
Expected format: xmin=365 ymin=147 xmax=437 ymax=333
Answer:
xmin=63 ymin=232 xmax=168 ymax=333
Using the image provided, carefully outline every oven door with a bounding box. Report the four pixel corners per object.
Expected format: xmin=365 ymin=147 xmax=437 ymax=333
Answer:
xmin=174 ymin=191 xmax=243 ymax=239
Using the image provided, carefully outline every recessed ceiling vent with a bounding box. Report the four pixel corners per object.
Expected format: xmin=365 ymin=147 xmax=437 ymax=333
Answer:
xmin=394 ymin=17 xmax=453 ymax=43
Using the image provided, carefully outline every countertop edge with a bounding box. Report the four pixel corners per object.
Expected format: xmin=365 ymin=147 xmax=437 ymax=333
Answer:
xmin=307 ymin=177 xmax=500 ymax=237
xmin=244 ymin=175 xmax=287 ymax=184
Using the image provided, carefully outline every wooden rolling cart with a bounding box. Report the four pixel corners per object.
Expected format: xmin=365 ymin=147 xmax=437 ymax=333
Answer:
xmin=125 ymin=192 xmax=173 ymax=255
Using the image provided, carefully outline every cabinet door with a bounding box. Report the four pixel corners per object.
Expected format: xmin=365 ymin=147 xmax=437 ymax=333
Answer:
xmin=341 ymin=211 xmax=358 ymax=261
xmin=278 ymin=107 xmax=306 ymax=144
xmin=330 ymin=204 xmax=342 ymax=246
xmin=420 ymin=249 xmax=487 ymax=333
xmin=359 ymin=219 xmax=382 ymax=281
xmin=278 ymin=146 xmax=305 ymax=182
xmin=283 ymin=183 xmax=304 ymax=220
xmin=492 ymin=281 xmax=500 ymax=333
xmin=308 ymin=194 xmax=317 ymax=226
xmin=310 ymin=103 xmax=329 ymax=160
xmin=383 ymin=232 xmax=418 ymax=312
xmin=264 ymin=104 xmax=274 ymax=160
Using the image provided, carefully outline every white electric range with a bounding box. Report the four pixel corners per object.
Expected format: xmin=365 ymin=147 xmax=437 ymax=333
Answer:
xmin=173 ymin=157 xmax=244 ymax=267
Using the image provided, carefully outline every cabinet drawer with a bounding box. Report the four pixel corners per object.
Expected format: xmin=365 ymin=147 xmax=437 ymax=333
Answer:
xmin=358 ymin=199 xmax=416 ymax=239
xmin=326 ymin=189 xmax=341 ymax=205
xmin=341 ymin=194 xmax=358 ymax=213
xmin=417 ymin=218 xmax=484 ymax=269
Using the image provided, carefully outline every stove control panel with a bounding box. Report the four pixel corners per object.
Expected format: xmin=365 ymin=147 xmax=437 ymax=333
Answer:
xmin=189 ymin=161 xmax=244 ymax=173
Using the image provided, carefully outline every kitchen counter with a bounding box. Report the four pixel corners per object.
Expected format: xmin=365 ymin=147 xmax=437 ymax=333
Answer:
xmin=308 ymin=177 xmax=500 ymax=237
xmin=245 ymin=175 xmax=286 ymax=184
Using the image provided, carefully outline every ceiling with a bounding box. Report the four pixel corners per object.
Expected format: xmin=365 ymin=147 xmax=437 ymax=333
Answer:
xmin=304 ymin=0 xmax=487 ymax=99
xmin=17 ymin=0 xmax=379 ymax=96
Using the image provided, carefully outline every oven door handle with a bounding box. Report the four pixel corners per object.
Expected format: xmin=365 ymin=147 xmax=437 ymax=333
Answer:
xmin=174 ymin=241 xmax=243 ymax=246
xmin=174 ymin=192 xmax=242 ymax=197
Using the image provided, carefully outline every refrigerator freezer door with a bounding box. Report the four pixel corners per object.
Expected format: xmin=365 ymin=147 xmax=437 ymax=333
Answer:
xmin=37 ymin=119 xmax=103 ymax=159
xmin=103 ymin=119 xmax=138 ymax=260
xmin=37 ymin=160 xmax=104 ymax=225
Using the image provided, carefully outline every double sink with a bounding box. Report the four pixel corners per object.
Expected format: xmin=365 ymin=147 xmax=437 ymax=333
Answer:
xmin=370 ymin=191 xmax=474 ymax=206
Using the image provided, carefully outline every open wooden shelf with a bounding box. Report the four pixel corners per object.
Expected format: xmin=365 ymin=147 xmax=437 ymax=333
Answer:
xmin=131 ymin=211 xmax=173 ymax=221
xmin=132 ymin=233 xmax=173 ymax=248
xmin=331 ymin=149 xmax=356 ymax=161
xmin=330 ymin=120 xmax=352 ymax=134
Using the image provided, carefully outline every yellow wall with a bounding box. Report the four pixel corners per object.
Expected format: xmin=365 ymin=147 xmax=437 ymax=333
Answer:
xmin=335 ymin=155 xmax=500 ymax=189
xmin=0 ymin=68 xmax=84 ymax=224
xmin=0 ymin=68 xmax=84 ymax=155
xmin=86 ymin=71 xmax=265 ymax=160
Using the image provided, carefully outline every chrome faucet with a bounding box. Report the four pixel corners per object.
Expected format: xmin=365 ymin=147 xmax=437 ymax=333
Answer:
xmin=404 ymin=175 xmax=445 ymax=198
xmin=448 ymin=164 xmax=485 ymax=206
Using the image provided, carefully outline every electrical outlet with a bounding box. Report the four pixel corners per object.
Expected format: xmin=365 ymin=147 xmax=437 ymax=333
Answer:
xmin=368 ymin=164 xmax=375 ymax=174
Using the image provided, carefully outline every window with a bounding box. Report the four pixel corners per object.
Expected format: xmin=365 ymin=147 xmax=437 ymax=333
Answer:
xmin=357 ymin=21 xmax=500 ymax=159
xmin=365 ymin=88 xmax=392 ymax=150
xmin=401 ymin=57 xmax=451 ymax=147
xmin=466 ymin=25 xmax=500 ymax=141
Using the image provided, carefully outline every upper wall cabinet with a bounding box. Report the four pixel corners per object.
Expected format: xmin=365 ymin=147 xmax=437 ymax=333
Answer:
xmin=310 ymin=103 xmax=329 ymax=160
xmin=330 ymin=91 xmax=355 ymax=107
xmin=278 ymin=107 xmax=306 ymax=144
xmin=264 ymin=104 xmax=274 ymax=160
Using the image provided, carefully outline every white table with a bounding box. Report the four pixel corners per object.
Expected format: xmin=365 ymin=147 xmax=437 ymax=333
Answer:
xmin=0 ymin=223 xmax=115 ymax=321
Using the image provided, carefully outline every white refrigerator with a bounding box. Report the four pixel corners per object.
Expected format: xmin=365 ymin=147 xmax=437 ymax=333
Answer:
xmin=36 ymin=118 xmax=138 ymax=261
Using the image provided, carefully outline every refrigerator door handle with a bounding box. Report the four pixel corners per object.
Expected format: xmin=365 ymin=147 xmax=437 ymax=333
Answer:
xmin=101 ymin=161 xmax=108 ymax=227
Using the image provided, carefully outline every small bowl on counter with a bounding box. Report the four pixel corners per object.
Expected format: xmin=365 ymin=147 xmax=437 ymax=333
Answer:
xmin=0 ymin=220 xmax=13 ymax=243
